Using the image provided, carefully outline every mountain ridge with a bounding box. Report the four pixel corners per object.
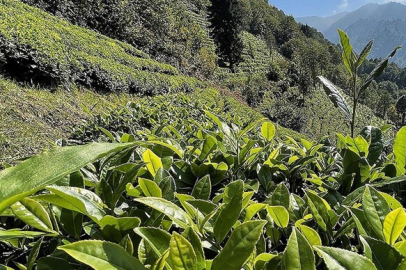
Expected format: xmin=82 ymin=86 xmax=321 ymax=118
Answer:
xmin=297 ymin=2 xmax=406 ymax=67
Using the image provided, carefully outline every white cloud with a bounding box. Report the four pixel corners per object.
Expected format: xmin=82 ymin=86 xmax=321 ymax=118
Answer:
xmin=339 ymin=0 xmax=349 ymax=9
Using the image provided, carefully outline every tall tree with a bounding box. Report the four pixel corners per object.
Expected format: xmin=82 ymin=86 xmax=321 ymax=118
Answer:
xmin=208 ymin=0 xmax=248 ymax=71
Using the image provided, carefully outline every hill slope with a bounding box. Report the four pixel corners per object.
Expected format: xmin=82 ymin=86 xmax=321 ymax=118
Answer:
xmin=0 ymin=0 xmax=392 ymax=162
xmin=322 ymin=3 xmax=406 ymax=67
xmin=296 ymin=12 xmax=349 ymax=32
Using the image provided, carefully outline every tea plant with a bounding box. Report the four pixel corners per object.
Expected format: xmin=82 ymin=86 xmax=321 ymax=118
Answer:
xmin=1 ymin=108 xmax=406 ymax=269
xmin=319 ymin=29 xmax=400 ymax=137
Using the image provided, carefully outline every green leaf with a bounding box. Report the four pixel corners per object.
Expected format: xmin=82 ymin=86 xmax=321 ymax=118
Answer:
xmin=192 ymin=175 xmax=211 ymax=200
xmin=261 ymin=122 xmax=276 ymax=142
xmin=363 ymin=186 xmax=390 ymax=240
xmin=11 ymin=198 xmax=54 ymax=232
xmin=238 ymin=118 xmax=266 ymax=138
xmin=360 ymin=126 xmax=383 ymax=165
xmin=139 ymin=178 xmax=162 ymax=197
xmin=357 ymin=40 xmax=373 ymax=67
xmin=384 ymin=208 xmax=406 ymax=245
xmin=211 ymin=220 xmax=266 ymax=270
xmin=143 ymin=149 xmax=163 ymax=177
xmin=0 ymin=143 xmax=133 ymax=212
xmin=360 ymin=46 xmax=401 ymax=95
xmin=183 ymin=228 xmax=205 ymax=270
xmin=45 ymin=186 xmax=105 ymax=222
xmin=394 ymin=127 xmax=406 ymax=175
xmin=282 ymin=228 xmax=316 ymax=270
xmin=297 ymin=224 xmax=322 ymax=246
xmin=394 ymin=241 xmax=406 ymax=256
xmin=267 ymin=206 xmax=289 ymax=228
xmin=214 ymin=180 xmax=243 ymax=243
xmin=244 ymin=203 xmax=267 ymax=222
xmin=148 ymin=140 xmax=184 ymax=158
xmin=380 ymin=192 xmax=403 ymax=210
xmin=318 ymin=76 xmax=352 ymax=120
xmin=100 ymin=215 xmax=141 ymax=232
xmin=360 ymin=235 xmax=403 ymax=270
xmin=199 ymin=135 xmax=217 ymax=162
xmin=338 ymin=29 xmax=355 ymax=76
xmin=134 ymin=227 xmax=171 ymax=257
xmin=267 ymin=183 xmax=290 ymax=209
xmin=27 ymin=237 xmax=43 ymax=270
xmin=59 ymin=240 xmax=147 ymax=270
xmin=154 ymin=168 xmax=176 ymax=200
xmin=0 ymin=265 xmax=15 ymax=270
xmin=305 ymin=191 xmax=331 ymax=232
xmin=134 ymin=197 xmax=194 ymax=229
xmin=152 ymin=250 xmax=170 ymax=270
xmin=36 ymin=257 xmax=73 ymax=270
xmin=119 ymin=235 xmax=134 ymax=255
xmin=254 ymin=253 xmax=278 ymax=270
xmin=169 ymin=232 xmax=197 ymax=270
xmin=0 ymin=230 xmax=46 ymax=240
xmin=315 ymin=246 xmax=377 ymax=270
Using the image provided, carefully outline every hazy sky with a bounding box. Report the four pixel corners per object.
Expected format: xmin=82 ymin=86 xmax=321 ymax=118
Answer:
xmin=270 ymin=0 xmax=406 ymax=17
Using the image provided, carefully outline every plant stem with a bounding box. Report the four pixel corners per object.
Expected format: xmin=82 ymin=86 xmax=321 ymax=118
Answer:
xmin=351 ymin=72 xmax=358 ymax=137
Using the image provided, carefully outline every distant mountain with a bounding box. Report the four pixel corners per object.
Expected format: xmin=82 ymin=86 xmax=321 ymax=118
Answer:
xmin=296 ymin=12 xmax=349 ymax=32
xmin=320 ymin=2 xmax=406 ymax=67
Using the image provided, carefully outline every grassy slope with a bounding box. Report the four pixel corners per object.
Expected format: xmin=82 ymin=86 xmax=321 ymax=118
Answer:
xmin=0 ymin=78 xmax=138 ymax=162
xmin=0 ymin=0 xmax=203 ymax=93
xmin=0 ymin=77 xmax=304 ymax=163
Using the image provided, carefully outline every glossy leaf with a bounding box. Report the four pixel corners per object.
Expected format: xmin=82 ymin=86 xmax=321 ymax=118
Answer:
xmin=139 ymin=178 xmax=162 ymax=197
xmin=100 ymin=216 xmax=141 ymax=232
xmin=27 ymin=237 xmax=43 ymax=270
xmin=11 ymin=198 xmax=54 ymax=232
xmin=213 ymin=180 xmax=243 ymax=243
xmin=134 ymin=227 xmax=171 ymax=257
xmin=297 ymin=224 xmax=322 ymax=246
xmin=318 ymin=76 xmax=352 ymax=120
xmin=192 ymin=175 xmax=211 ymax=200
xmin=267 ymin=183 xmax=290 ymax=209
xmin=45 ymin=186 xmax=105 ymax=222
xmin=315 ymin=246 xmax=377 ymax=270
xmin=394 ymin=127 xmax=406 ymax=175
xmin=169 ymin=232 xmax=197 ymax=270
xmin=134 ymin=197 xmax=194 ymax=229
xmin=360 ymin=46 xmax=400 ymax=95
xmin=360 ymin=235 xmax=403 ymax=270
xmin=363 ymin=186 xmax=390 ymax=240
xmin=199 ymin=135 xmax=217 ymax=162
xmin=211 ymin=220 xmax=266 ymax=270
xmin=0 ymin=230 xmax=46 ymax=240
xmin=59 ymin=240 xmax=147 ymax=270
xmin=338 ymin=29 xmax=354 ymax=75
xmin=143 ymin=149 xmax=163 ymax=177
xmin=0 ymin=143 xmax=133 ymax=212
xmin=282 ymin=228 xmax=316 ymax=270
xmin=261 ymin=122 xmax=276 ymax=142
xmin=267 ymin=206 xmax=289 ymax=228
xmin=183 ymin=228 xmax=205 ymax=270
xmin=383 ymin=208 xmax=406 ymax=245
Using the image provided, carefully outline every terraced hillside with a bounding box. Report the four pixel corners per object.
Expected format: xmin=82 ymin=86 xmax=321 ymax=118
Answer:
xmin=0 ymin=0 xmax=203 ymax=94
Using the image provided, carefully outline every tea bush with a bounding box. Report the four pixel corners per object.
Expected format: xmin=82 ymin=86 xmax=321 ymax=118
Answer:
xmin=0 ymin=0 xmax=204 ymax=93
xmin=1 ymin=110 xmax=406 ymax=269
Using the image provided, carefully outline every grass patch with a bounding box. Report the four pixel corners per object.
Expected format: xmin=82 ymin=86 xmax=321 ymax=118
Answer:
xmin=0 ymin=77 xmax=139 ymax=162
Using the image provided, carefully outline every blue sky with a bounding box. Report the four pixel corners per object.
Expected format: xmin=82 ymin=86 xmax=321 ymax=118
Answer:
xmin=270 ymin=0 xmax=406 ymax=17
